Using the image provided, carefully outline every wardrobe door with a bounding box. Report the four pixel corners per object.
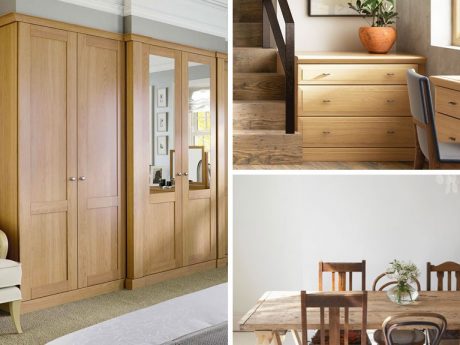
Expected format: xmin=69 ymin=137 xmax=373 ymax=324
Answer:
xmin=77 ymin=34 xmax=125 ymax=287
xmin=18 ymin=24 xmax=78 ymax=300
xmin=181 ymin=53 xmax=217 ymax=266
xmin=143 ymin=46 xmax=183 ymax=275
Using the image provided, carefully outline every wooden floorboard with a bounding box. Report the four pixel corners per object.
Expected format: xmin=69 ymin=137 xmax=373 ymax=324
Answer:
xmin=233 ymin=161 xmax=414 ymax=170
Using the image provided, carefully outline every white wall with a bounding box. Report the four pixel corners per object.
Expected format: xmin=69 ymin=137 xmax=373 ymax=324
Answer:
xmin=280 ymin=0 xmax=366 ymax=51
xmin=234 ymin=175 xmax=460 ymax=319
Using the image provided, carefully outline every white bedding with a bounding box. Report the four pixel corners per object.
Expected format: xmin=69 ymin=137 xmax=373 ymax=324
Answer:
xmin=47 ymin=283 xmax=228 ymax=345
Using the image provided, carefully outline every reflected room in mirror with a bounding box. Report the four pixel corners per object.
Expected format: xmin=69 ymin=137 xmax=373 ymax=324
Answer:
xmin=149 ymin=55 xmax=175 ymax=192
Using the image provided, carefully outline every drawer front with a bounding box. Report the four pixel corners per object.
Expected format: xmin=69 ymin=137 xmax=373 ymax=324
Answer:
xmin=435 ymin=87 xmax=460 ymax=119
xmin=298 ymin=64 xmax=418 ymax=85
xmin=300 ymin=117 xmax=415 ymax=148
xmin=298 ymin=85 xmax=410 ymax=116
xmin=436 ymin=113 xmax=460 ymax=144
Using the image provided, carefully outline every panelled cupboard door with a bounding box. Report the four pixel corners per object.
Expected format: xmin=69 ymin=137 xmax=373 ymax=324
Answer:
xmin=181 ymin=53 xmax=217 ymax=266
xmin=144 ymin=46 xmax=183 ymax=276
xmin=77 ymin=34 xmax=125 ymax=287
xmin=18 ymin=23 xmax=78 ymax=300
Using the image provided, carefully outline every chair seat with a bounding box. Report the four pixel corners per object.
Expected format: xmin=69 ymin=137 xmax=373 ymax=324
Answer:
xmin=0 ymin=259 xmax=22 ymax=288
xmin=0 ymin=286 xmax=21 ymax=304
xmin=374 ymin=329 xmax=425 ymax=345
xmin=439 ymin=142 xmax=460 ymax=162
xmin=311 ymin=330 xmax=371 ymax=345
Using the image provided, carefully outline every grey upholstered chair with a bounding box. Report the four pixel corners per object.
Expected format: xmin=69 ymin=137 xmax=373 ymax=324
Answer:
xmin=406 ymin=69 xmax=460 ymax=169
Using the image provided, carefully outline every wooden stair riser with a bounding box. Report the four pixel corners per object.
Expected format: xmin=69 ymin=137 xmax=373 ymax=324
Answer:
xmin=234 ymin=23 xmax=262 ymax=47
xmin=234 ymin=73 xmax=285 ymax=101
xmin=233 ymin=131 xmax=302 ymax=165
xmin=234 ymin=0 xmax=263 ymax=23
xmin=234 ymin=48 xmax=278 ymax=73
xmin=233 ymin=101 xmax=285 ymax=130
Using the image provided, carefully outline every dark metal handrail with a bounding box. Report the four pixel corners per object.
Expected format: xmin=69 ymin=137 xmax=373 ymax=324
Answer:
xmin=262 ymin=0 xmax=295 ymax=134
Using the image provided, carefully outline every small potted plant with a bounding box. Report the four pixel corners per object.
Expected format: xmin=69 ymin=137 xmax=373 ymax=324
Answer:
xmin=348 ymin=0 xmax=398 ymax=54
xmin=386 ymin=260 xmax=420 ymax=305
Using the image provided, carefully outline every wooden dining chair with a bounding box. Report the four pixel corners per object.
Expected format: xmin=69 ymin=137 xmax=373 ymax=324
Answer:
xmin=383 ymin=313 xmax=447 ymax=345
xmin=427 ymin=261 xmax=460 ymax=291
xmin=301 ymin=291 xmax=368 ymax=345
xmin=319 ymin=261 xmax=366 ymax=292
xmin=427 ymin=261 xmax=460 ymax=342
xmin=406 ymin=69 xmax=460 ymax=169
xmin=372 ymin=273 xmax=423 ymax=345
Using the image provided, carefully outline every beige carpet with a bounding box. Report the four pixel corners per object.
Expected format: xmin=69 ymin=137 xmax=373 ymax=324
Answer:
xmin=0 ymin=267 xmax=228 ymax=345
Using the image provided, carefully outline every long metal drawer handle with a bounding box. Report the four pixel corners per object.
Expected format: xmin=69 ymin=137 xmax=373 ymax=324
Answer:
xmin=386 ymin=99 xmax=396 ymax=103
xmin=322 ymin=100 xmax=331 ymax=103
xmin=449 ymin=136 xmax=457 ymax=142
xmin=449 ymin=101 xmax=458 ymax=106
xmin=387 ymin=130 xmax=396 ymax=134
xmin=323 ymin=131 xmax=331 ymax=134
xmin=387 ymin=73 xmax=395 ymax=76
xmin=322 ymin=73 xmax=331 ymax=76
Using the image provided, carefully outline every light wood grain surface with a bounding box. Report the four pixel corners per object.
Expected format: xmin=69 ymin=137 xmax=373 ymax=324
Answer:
xmin=240 ymin=291 xmax=460 ymax=331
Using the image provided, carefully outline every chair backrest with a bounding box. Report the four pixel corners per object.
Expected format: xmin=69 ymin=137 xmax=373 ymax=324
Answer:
xmin=319 ymin=260 xmax=366 ymax=291
xmin=406 ymin=68 xmax=439 ymax=160
xmin=0 ymin=230 xmax=8 ymax=259
xmin=372 ymin=272 xmax=421 ymax=292
xmin=383 ymin=313 xmax=447 ymax=345
xmin=301 ymin=291 xmax=368 ymax=345
xmin=427 ymin=261 xmax=460 ymax=291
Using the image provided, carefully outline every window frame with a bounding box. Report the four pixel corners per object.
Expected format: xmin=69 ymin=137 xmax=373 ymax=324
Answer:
xmin=454 ymin=0 xmax=460 ymax=46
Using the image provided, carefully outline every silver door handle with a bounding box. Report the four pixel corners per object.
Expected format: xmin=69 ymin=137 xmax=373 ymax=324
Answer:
xmin=183 ymin=172 xmax=188 ymax=176
xmin=69 ymin=177 xmax=76 ymax=181
xmin=176 ymin=173 xmax=182 ymax=177
xmin=79 ymin=176 xmax=86 ymax=181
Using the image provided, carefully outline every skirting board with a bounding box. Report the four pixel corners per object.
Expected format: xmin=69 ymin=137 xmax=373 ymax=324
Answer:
xmin=21 ymin=279 xmax=125 ymax=314
xmin=217 ymin=257 xmax=228 ymax=267
xmin=125 ymin=260 xmax=218 ymax=290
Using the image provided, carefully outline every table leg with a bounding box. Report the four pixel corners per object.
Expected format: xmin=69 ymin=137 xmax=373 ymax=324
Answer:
xmin=255 ymin=331 xmax=286 ymax=345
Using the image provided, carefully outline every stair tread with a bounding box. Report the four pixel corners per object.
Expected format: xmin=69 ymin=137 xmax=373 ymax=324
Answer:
xmin=234 ymin=72 xmax=284 ymax=76
xmin=233 ymin=100 xmax=285 ymax=104
xmin=234 ymin=129 xmax=300 ymax=135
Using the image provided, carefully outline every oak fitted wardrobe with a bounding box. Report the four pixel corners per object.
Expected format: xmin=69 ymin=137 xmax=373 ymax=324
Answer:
xmin=0 ymin=13 xmax=228 ymax=312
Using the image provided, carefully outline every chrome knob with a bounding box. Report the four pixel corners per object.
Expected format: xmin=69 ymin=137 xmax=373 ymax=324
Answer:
xmin=79 ymin=176 xmax=86 ymax=181
xmin=184 ymin=172 xmax=189 ymax=176
xmin=176 ymin=173 xmax=182 ymax=177
xmin=69 ymin=177 xmax=76 ymax=181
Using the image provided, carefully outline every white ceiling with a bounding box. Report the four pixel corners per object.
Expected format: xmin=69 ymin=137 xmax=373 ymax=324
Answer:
xmin=58 ymin=0 xmax=228 ymax=38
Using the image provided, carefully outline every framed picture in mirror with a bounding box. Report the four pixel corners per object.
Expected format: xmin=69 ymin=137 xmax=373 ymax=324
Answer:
xmin=157 ymin=136 xmax=168 ymax=155
xmin=308 ymin=0 xmax=360 ymax=16
xmin=157 ymin=112 xmax=168 ymax=132
xmin=158 ymin=87 xmax=168 ymax=107
xmin=149 ymin=165 xmax=162 ymax=186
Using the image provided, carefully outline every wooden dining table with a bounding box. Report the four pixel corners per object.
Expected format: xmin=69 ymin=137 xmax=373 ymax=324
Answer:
xmin=239 ymin=291 xmax=460 ymax=344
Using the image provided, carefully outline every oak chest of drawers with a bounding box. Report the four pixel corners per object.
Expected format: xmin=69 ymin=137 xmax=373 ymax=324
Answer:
xmin=296 ymin=52 xmax=426 ymax=162
xmin=430 ymin=76 xmax=460 ymax=144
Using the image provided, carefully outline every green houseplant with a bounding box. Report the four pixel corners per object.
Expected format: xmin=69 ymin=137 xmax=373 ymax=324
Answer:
xmin=386 ymin=260 xmax=420 ymax=305
xmin=348 ymin=0 xmax=398 ymax=53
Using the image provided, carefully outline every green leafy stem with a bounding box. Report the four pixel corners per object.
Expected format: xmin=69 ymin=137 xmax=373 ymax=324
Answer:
xmin=348 ymin=0 xmax=398 ymax=27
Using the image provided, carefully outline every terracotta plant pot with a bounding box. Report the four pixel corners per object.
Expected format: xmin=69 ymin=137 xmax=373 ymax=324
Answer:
xmin=359 ymin=26 xmax=397 ymax=54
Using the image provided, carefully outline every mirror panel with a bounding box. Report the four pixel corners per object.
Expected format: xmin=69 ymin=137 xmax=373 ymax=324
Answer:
xmin=149 ymin=54 xmax=176 ymax=193
xmin=187 ymin=61 xmax=211 ymax=190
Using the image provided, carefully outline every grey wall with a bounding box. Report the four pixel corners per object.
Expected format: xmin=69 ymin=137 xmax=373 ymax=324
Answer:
xmin=125 ymin=15 xmax=227 ymax=53
xmin=397 ymin=0 xmax=460 ymax=75
xmin=0 ymin=0 xmax=15 ymax=14
xmin=0 ymin=0 xmax=227 ymax=52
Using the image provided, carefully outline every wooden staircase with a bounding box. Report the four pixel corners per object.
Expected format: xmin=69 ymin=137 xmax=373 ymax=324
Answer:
xmin=233 ymin=0 xmax=302 ymax=165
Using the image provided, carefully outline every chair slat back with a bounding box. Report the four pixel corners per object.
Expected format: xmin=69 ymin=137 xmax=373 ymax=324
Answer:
xmin=301 ymin=291 xmax=368 ymax=345
xmin=372 ymin=272 xmax=421 ymax=292
xmin=383 ymin=313 xmax=447 ymax=345
xmin=427 ymin=261 xmax=460 ymax=291
xmin=319 ymin=261 xmax=366 ymax=292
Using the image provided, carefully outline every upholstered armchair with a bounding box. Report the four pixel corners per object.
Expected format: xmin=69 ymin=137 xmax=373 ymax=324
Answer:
xmin=0 ymin=230 xmax=23 ymax=333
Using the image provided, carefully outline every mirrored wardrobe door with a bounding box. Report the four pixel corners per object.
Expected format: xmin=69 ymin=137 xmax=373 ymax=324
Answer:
xmin=145 ymin=46 xmax=183 ymax=274
xmin=181 ymin=52 xmax=217 ymax=266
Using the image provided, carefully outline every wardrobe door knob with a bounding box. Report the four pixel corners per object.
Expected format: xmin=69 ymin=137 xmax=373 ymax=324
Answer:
xmin=176 ymin=173 xmax=182 ymax=177
xmin=69 ymin=177 xmax=76 ymax=181
xmin=79 ymin=176 xmax=86 ymax=181
xmin=184 ymin=172 xmax=189 ymax=176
